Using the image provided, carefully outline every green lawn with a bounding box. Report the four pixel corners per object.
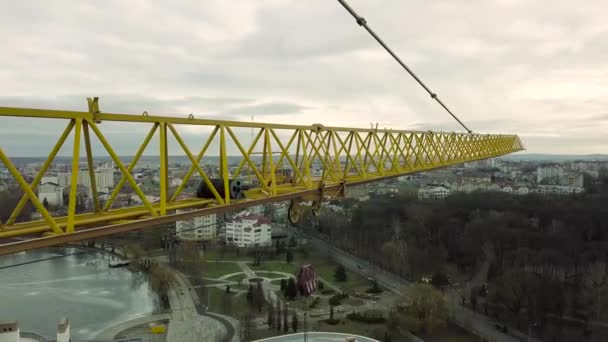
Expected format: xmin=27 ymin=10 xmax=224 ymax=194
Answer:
xmin=203 ymin=248 xmax=252 ymax=262
xmin=202 ymin=261 xmax=242 ymax=278
xmin=203 ymin=287 xmax=252 ymax=317
xmin=252 ymin=262 xmax=297 ymax=275
xmin=294 ymin=255 xmax=371 ymax=291
xmin=223 ymin=273 xmax=249 ymax=284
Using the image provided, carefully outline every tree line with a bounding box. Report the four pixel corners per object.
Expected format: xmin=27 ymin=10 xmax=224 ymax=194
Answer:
xmin=309 ymin=174 xmax=608 ymax=341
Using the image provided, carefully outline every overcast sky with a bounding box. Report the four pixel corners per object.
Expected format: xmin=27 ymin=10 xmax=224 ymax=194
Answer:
xmin=1 ymin=0 xmax=607 ymax=157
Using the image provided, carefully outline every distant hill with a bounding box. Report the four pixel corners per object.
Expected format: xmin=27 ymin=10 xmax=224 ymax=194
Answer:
xmin=500 ymin=153 xmax=608 ymax=162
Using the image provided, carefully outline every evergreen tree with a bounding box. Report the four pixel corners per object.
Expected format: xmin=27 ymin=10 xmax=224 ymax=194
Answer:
xmin=267 ymin=304 xmax=274 ymax=329
xmin=334 ymin=264 xmax=347 ymax=282
xmin=292 ymin=311 xmax=298 ymax=332
xmin=42 ymin=197 xmax=49 ymax=209
xmin=286 ymin=277 xmax=297 ymax=300
xmin=283 ymin=308 xmax=289 ymax=333
xmin=255 ymin=282 xmax=265 ymax=312
xmin=277 ymin=303 xmax=282 ymax=331
xmin=246 ymin=284 xmax=254 ymax=308
xmin=330 ymin=304 xmax=335 ymax=320
xmin=280 ymin=278 xmax=287 ymax=294
xmin=286 ymin=250 xmax=293 ymax=263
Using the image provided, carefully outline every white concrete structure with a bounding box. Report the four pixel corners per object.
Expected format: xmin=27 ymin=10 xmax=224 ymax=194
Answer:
xmin=57 ymin=318 xmax=69 ymax=342
xmin=175 ymin=209 xmax=217 ymax=241
xmin=57 ymin=168 xmax=114 ymax=189
xmin=537 ymin=165 xmax=563 ymax=183
xmin=516 ymin=187 xmax=529 ymax=195
xmin=0 ymin=322 xmax=18 ymax=342
xmin=501 ymin=186 xmax=513 ymax=193
xmin=537 ymin=185 xmax=584 ymax=195
xmin=418 ymin=186 xmax=450 ymax=200
xmin=41 ymin=176 xmax=58 ymax=185
xmin=225 ymin=213 xmax=272 ymax=247
xmin=38 ymin=182 xmax=64 ymax=206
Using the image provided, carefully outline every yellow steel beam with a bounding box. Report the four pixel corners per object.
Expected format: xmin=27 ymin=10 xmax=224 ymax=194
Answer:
xmin=83 ymin=121 xmax=100 ymax=213
xmin=66 ymin=118 xmax=82 ymax=233
xmin=104 ymin=123 xmax=158 ymax=211
xmin=0 ymin=148 xmax=63 ymax=234
xmin=159 ymin=122 xmax=168 ymax=215
xmin=7 ymin=120 xmax=74 ymax=225
xmin=0 ymin=103 xmax=524 ymax=254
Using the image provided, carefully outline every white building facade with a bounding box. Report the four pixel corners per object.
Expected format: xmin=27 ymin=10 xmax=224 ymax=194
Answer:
xmin=38 ymin=182 xmax=64 ymax=206
xmin=175 ymin=210 xmax=217 ymax=241
xmin=418 ymin=186 xmax=450 ymax=200
xmin=225 ymin=214 xmax=272 ymax=248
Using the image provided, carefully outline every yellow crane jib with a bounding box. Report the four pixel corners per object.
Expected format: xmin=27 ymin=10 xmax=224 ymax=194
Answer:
xmin=0 ymin=100 xmax=524 ymax=255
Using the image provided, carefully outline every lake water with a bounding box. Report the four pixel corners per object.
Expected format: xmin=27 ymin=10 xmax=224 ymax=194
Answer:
xmin=0 ymin=247 xmax=158 ymax=341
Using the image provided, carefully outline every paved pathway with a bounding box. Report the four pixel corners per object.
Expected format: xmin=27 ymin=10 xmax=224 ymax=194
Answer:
xmin=92 ymin=313 xmax=170 ymax=340
xmin=167 ymin=272 xmax=239 ymax=342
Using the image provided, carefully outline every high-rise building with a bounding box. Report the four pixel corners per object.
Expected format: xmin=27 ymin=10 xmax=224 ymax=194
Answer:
xmin=175 ymin=209 xmax=217 ymax=241
xmin=57 ymin=168 xmax=114 ymax=190
xmin=537 ymin=166 xmax=563 ymax=184
xmin=225 ymin=213 xmax=271 ymax=248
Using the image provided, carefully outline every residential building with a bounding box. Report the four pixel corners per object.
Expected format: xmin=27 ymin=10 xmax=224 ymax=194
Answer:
xmin=537 ymin=185 xmax=584 ymax=195
xmin=57 ymin=168 xmax=114 ymax=189
xmin=225 ymin=213 xmax=272 ymax=247
xmin=537 ymin=165 xmax=563 ymax=184
xmin=561 ymin=173 xmax=584 ymax=188
xmin=418 ymin=186 xmax=450 ymax=200
xmin=175 ymin=209 xmax=217 ymax=241
xmin=38 ymin=182 xmax=64 ymax=206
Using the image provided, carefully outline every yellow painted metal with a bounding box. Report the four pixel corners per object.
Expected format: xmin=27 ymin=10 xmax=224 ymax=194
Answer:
xmin=104 ymin=123 xmax=158 ymax=211
xmin=7 ymin=121 xmax=75 ymax=225
xmin=150 ymin=325 xmax=166 ymax=334
xmin=83 ymin=121 xmax=100 ymax=213
xmin=0 ymin=103 xmax=524 ymax=247
xmin=220 ymin=126 xmax=230 ymax=204
xmin=167 ymin=123 xmax=224 ymax=204
xmin=159 ymin=122 xmax=168 ymax=215
xmin=87 ymin=120 xmax=158 ymax=216
xmin=0 ymin=149 xmax=63 ymax=234
xmin=66 ymin=118 xmax=82 ymax=233
xmin=170 ymin=126 xmax=219 ymax=202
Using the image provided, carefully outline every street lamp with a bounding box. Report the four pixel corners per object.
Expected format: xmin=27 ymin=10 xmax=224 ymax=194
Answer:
xmin=528 ymin=322 xmax=537 ymax=341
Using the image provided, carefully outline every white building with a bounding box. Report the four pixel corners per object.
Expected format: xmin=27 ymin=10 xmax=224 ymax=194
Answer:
xmin=561 ymin=173 xmax=584 ymax=188
xmin=537 ymin=165 xmax=563 ymax=183
xmin=418 ymin=186 xmax=450 ymax=200
xmin=57 ymin=168 xmax=114 ymax=189
xmin=175 ymin=209 xmax=217 ymax=241
xmin=38 ymin=182 xmax=64 ymax=206
xmin=537 ymin=185 xmax=584 ymax=195
xmin=501 ymin=186 xmax=513 ymax=193
xmin=225 ymin=213 xmax=272 ymax=248
xmin=516 ymin=187 xmax=529 ymax=195
xmin=170 ymin=178 xmax=183 ymax=187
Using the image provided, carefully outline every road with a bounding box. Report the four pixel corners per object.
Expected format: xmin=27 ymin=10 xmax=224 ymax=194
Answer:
xmin=307 ymin=235 xmax=526 ymax=342
xmin=254 ymin=332 xmax=379 ymax=341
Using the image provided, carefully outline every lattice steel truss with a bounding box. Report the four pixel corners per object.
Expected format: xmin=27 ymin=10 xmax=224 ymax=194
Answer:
xmin=0 ymin=99 xmax=524 ymax=254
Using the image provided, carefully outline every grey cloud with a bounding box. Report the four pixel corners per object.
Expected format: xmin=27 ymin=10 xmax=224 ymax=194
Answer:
xmin=1 ymin=0 xmax=608 ymax=155
xmin=222 ymin=102 xmax=309 ymax=116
